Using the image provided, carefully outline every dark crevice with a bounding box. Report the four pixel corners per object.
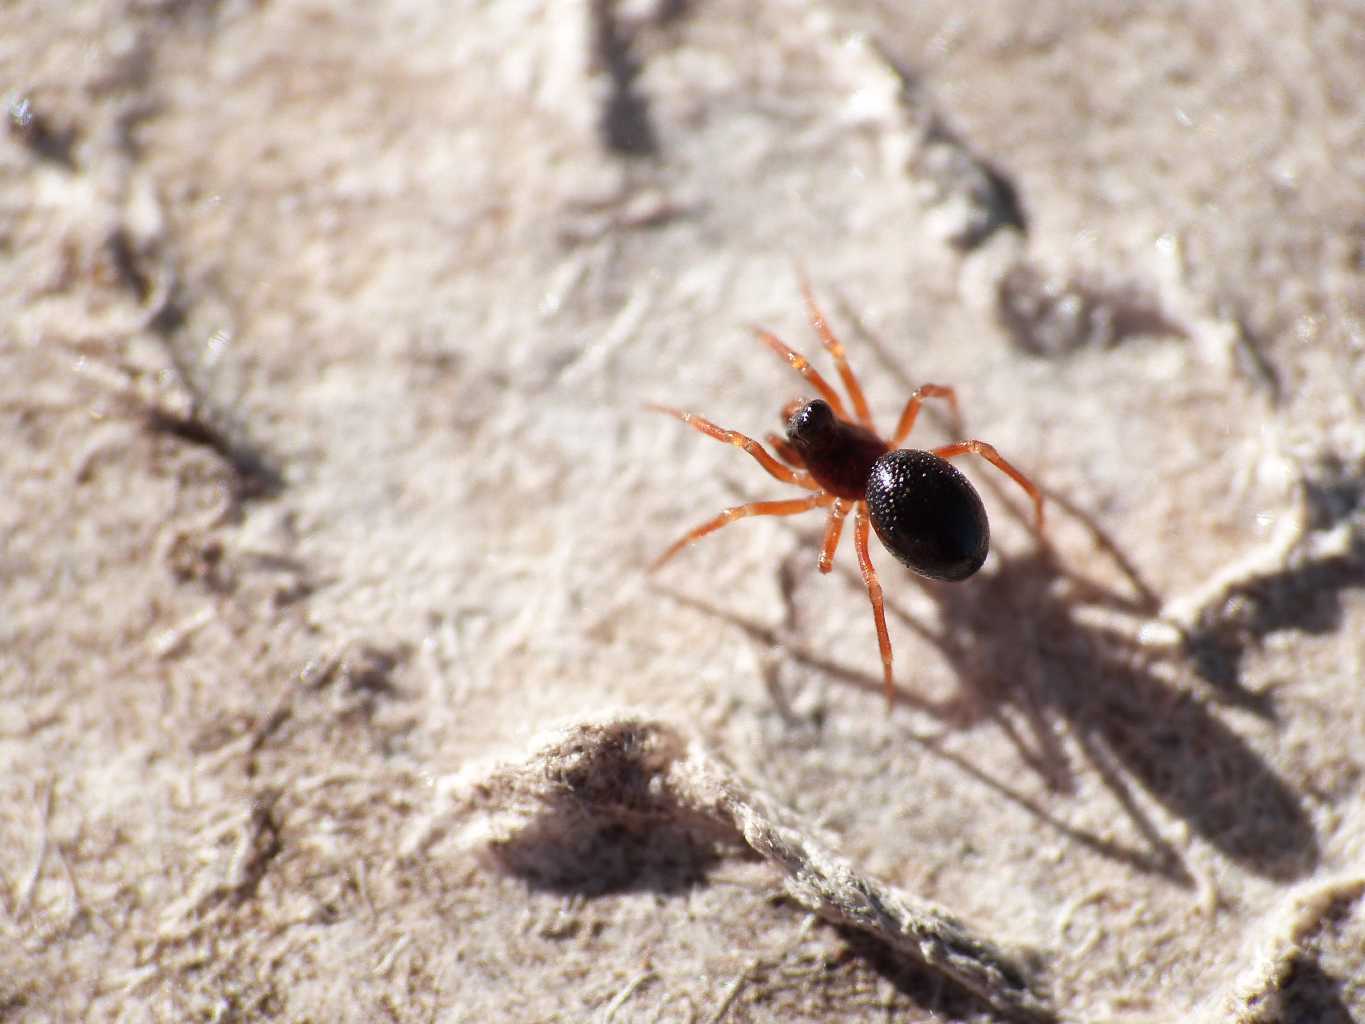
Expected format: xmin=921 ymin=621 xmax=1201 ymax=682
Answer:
xmin=230 ymin=792 xmax=284 ymax=905
xmin=874 ymin=42 xmax=1027 ymax=250
xmin=589 ymin=0 xmax=660 ymax=158
xmin=8 ymin=95 xmax=78 ymax=169
xmin=1181 ymin=458 xmax=1365 ymax=692
xmin=995 ymin=263 xmax=1188 ymax=356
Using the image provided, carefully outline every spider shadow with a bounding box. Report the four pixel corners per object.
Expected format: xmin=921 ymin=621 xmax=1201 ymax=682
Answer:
xmin=659 ymin=492 xmax=1319 ymax=884
xmin=886 ymin=493 xmax=1318 ymax=883
xmin=658 ymin=581 xmax=1190 ymax=884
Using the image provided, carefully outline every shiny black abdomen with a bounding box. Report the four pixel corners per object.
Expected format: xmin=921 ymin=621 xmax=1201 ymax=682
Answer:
xmin=865 ymin=449 xmax=989 ymax=581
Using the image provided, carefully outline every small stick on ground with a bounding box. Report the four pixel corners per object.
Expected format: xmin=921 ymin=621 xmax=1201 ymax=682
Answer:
xmin=413 ymin=717 xmax=1057 ymax=1024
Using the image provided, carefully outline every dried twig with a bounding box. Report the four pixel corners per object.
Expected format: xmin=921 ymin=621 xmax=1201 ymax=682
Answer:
xmin=410 ymin=716 xmax=1057 ymax=1023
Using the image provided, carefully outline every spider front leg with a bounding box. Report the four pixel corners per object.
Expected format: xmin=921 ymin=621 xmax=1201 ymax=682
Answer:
xmin=648 ymin=404 xmax=818 ymax=490
xmin=651 ymin=493 xmax=834 ymax=571
xmin=797 ymin=278 xmax=876 ymax=431
xmin=752 ymin=327 xmax=851 ymax=422
xmin=853 ymin=501 xmax=896 ymax=709
xmin=933 ymin=440 xmax=1046 ymax=529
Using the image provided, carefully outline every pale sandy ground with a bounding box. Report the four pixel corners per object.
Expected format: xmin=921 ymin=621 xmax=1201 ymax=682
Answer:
xmin=3 ymin=3 xmax=1364 ymax=1022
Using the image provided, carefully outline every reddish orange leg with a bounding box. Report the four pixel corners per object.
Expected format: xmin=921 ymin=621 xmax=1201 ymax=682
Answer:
xmin=853 ymin=501 xmax=896 ymax=709
xmin=817 ymin=498 xmax=850 ymax=574
xmin=766 ymin=432 xmax=806 ymax=468
xmin=648 ymin=405 xmax=818 ymax=490
xmin=891 ymin=384 xmax=960 ymax=448
xmin=798 ymin=278 xmax=875 ymax=431
xmin=651 ymin=494 xmax=834 ymax=571
xmin=753 ymin=327 xmax=850 ymax=422
xmin=933 ymin=440 xmax=1046 ymax=530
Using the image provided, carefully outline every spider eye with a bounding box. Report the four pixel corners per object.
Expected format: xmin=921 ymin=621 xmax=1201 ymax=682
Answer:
xmin=786 ymin=399 xmax=837 ymax=448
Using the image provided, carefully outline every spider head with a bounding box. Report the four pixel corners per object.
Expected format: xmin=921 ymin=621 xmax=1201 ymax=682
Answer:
xmin=785 ymin=399 xmax=839 ymax=451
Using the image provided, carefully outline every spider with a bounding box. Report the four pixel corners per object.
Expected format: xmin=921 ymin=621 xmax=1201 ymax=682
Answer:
xmin=649 ymin=281 xmax=1045 ymax=708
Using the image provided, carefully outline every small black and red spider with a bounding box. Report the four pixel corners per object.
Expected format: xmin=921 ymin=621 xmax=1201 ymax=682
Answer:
xmin=650 ymin=281 xmax=1045 ymax=707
